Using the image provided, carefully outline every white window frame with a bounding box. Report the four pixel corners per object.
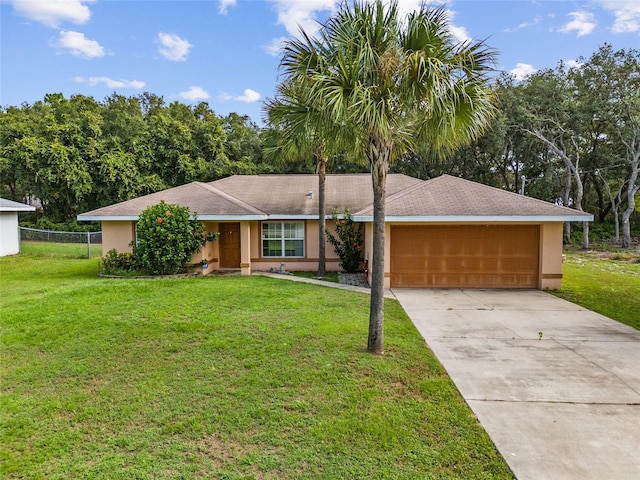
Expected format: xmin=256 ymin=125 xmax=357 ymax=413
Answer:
xmin=261 ymin=221 xmax=305 ymax=258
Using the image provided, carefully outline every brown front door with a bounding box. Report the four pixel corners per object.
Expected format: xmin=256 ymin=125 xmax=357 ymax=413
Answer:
xmin=219 ymin=223 xmax=241 ymax=268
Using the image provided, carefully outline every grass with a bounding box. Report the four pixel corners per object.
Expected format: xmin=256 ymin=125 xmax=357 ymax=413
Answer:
xmin=18 ymin=240 xmax=103 ymax=259
xmin=291 ymin=271 xmax=339 ymax=283
xmin=553 ymin=249 xmax=640 ymax=331
xmin=0 ymin=245 xmax=512 ymax=479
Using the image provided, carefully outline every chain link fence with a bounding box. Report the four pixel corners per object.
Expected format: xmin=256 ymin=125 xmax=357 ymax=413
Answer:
xmin=20 ymin=227 xmax=102 ymax=258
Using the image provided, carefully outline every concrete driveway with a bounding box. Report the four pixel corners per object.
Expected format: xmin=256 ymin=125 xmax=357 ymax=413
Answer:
xmin=392 ymin=289 xmax=640 ymax=480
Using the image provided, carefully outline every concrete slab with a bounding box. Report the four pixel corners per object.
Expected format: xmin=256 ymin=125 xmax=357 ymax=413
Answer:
xmin=409 ymin=309 xmax=640 ymax=342
xmin=393 ymin=288 xmax=640 ymax=480
xmin=395 ymin=288 xmax=586 ymax=312
xmin=468 ymin=401 xmax=640 ymax=480
xmin=425 ymin=337 xmax=640 ymax=403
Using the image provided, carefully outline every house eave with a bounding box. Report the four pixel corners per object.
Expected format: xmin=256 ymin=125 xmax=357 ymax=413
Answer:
xmin=0 ymin=206 xmax=36 ymax=212
xmin=78 ymin=215 xmax=139 ymax=221
xmin=78 ymin=214 xmax=269 ymax=222
xmin=352 ymin=215 xmax=595 ymax=223
xmin=198 ymin=215 xmax=268 ymax=221
xmin=265 ymin=214 xmax=321 ymax=220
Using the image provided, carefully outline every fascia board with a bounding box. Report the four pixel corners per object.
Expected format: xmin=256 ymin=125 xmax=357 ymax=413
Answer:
xmin=78 ymin=214 xmax=269 ymax=221
xmin=351 ymin=215 xmax=595 ymax=223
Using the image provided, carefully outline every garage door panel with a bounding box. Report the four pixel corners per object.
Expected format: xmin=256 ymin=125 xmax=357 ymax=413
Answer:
xmin=391 ymin=225 xmax=540 ymax=289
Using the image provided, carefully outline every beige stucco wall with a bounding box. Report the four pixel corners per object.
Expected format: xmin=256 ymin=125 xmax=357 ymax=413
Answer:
xmin=192 ymin=221 xmax=220 ymax=275
xmin=101 ymin=218 xmax=566 ymax=288
xmin=249 ymin=219 xmax=342 ymax=273
xmin=362 ymin=222 xmax=391 ymax=288
xmin=539 ymin=222 xmax=564 ymax=290
xmin=102 ymin=221 xmax=135 ymax=254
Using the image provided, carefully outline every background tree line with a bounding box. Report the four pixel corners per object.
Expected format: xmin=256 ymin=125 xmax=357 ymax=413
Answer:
xmin=392 ymin=44 xmax=639 ymax=247
xmin=1 ymin=44 xmax=638 ymax=245
xmin=0 ymin=93 xmax=272 ymax=224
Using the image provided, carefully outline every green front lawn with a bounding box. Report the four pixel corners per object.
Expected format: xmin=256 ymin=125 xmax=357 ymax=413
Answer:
xmin=554 ymin=250 xmax=640 ymax=331
xmin=0 ymin=248 xmax=511 ymax=479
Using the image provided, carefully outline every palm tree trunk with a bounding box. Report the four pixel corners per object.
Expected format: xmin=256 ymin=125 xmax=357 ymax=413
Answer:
xmin=368 ymin=138 xmax=390 ymax=355
xmin=317 ymin=154 xmax=327 ymax=278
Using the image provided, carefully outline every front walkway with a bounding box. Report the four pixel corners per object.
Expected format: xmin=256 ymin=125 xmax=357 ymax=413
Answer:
xmin=393 ymin=289 xmax=640 ymax=480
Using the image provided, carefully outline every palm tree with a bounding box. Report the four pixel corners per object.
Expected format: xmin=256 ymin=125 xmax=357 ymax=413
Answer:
xmin=264 ymin=74 xmax=347 ymax=279
xmin=279 ymin=1 xmax=497 ymax=354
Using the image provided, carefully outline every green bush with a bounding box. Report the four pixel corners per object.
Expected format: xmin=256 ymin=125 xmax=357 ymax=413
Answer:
xmin=102 ymin=249 xmax=142 ymax=275
xmin=134 ymin=201 xmax=205 ymax=275
xmin=326 ymin=208 xmax=363 ymax=273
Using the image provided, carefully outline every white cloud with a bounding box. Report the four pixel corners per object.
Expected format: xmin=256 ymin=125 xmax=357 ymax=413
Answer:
xmin=235 ymin=89 xmax=261 ymax=103
xmin=595 ymin=0 xmax=640 ymax=33
xmin=157 ymin=32 xmax=192 ymax=62
xmin=54 ymin=30 xmax=104 ymax=58
xmin=270 ymin=1 xmax=472 ymax=45
xmin=510 ymin=63 xmax=537 ymax=80
xmin=219 ymin=0 xmax=237 ymax=15
xmin=444 ymin=9 xmax=472 ymax=43
xmin=75 ymin=76 xmax=146 ymax=89
xmin=564 ymin=59 xmax=584 ymax=70
xmin=219 ymin=89 xmax=262 ymax=103
xmin=518 ymin=16 xmax=542 ymax=29
xmin=560 ymin=11 xmax=597 ymax=36
xmin=10 ymin=0 xmax=93 ymax=28
xmin=503 ymin=15 xmax=543 ymax=33
xmin=264 ymin=36 xmax=289 ymax=57
xmin=395 ymin=0 xmax=423 ymax=20
xmin=449 ymin=23 xmax=472 ymax=44
xmin=179 ymin=86 xmax=210 ymax=101
xmin=271 ymin=0 xmax=335 ymax=37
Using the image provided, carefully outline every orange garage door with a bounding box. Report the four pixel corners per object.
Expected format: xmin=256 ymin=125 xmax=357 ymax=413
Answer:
xmin=391 ymin=225 xmax=540 ymax=288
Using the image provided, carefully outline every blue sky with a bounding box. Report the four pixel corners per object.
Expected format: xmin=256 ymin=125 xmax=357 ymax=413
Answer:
xmin=1 ymin=0 xmax=639 ymax=123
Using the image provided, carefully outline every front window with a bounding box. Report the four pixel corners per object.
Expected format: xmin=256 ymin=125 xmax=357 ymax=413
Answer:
xmin=262 ymin=222 xmax=304 ymax=257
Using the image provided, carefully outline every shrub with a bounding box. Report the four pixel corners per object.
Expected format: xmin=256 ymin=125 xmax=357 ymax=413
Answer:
xmin=134 ymin=201 xmax=205 ymax=275
xmin=102 ymin=249 xmax=141 ymax=275
xmin=326 ymin=208 xmax=363 ymax=273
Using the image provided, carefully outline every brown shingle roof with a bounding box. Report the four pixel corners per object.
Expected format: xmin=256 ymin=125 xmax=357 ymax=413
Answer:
xmin=355 ymin=174 xmax=592 ymax=220
xmin=78 ymin=182 xmax=266 ymax=219
xmin=209 ymin=174 xmax=422 ymax=215
xmin=78 ymin=174 xmax=592 ymax=221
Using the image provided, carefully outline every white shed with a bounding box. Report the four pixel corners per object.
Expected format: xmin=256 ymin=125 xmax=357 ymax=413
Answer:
xmin=0 ymin=198 xmax=36 ymax=256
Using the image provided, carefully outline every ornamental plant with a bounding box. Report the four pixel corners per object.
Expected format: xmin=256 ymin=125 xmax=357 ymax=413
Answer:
xmin=326 ymin=208 xmax=363 ymax=273
xmin=134 ymin=201 xmax=205 ymax=275
xmin=102 ymin=249 xmax=141 ymax=275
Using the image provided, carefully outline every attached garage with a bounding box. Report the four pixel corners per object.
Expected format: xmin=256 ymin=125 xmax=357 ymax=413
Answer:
xmin=355 ymin=175 xmax=593 ymax=290
xmin=391 ymin=224 xmax=540 ymax=288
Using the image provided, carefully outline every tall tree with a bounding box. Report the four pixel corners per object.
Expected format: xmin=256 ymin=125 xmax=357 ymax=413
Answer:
xmin=280 ymin=1 xmax=496 ymax=353
xmin=265 ymin=79 xmax=345 ymax=279
xmin=574 ymin=45 xmax=640 ymax=248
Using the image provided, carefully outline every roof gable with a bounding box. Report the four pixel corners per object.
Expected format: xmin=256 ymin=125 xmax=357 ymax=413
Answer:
xmin=78 ymin=182 xmax=267 ymax=220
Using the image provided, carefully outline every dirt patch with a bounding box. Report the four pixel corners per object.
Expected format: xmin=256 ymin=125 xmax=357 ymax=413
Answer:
xmin=568 ymin=249 xmax=640 ymax=264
